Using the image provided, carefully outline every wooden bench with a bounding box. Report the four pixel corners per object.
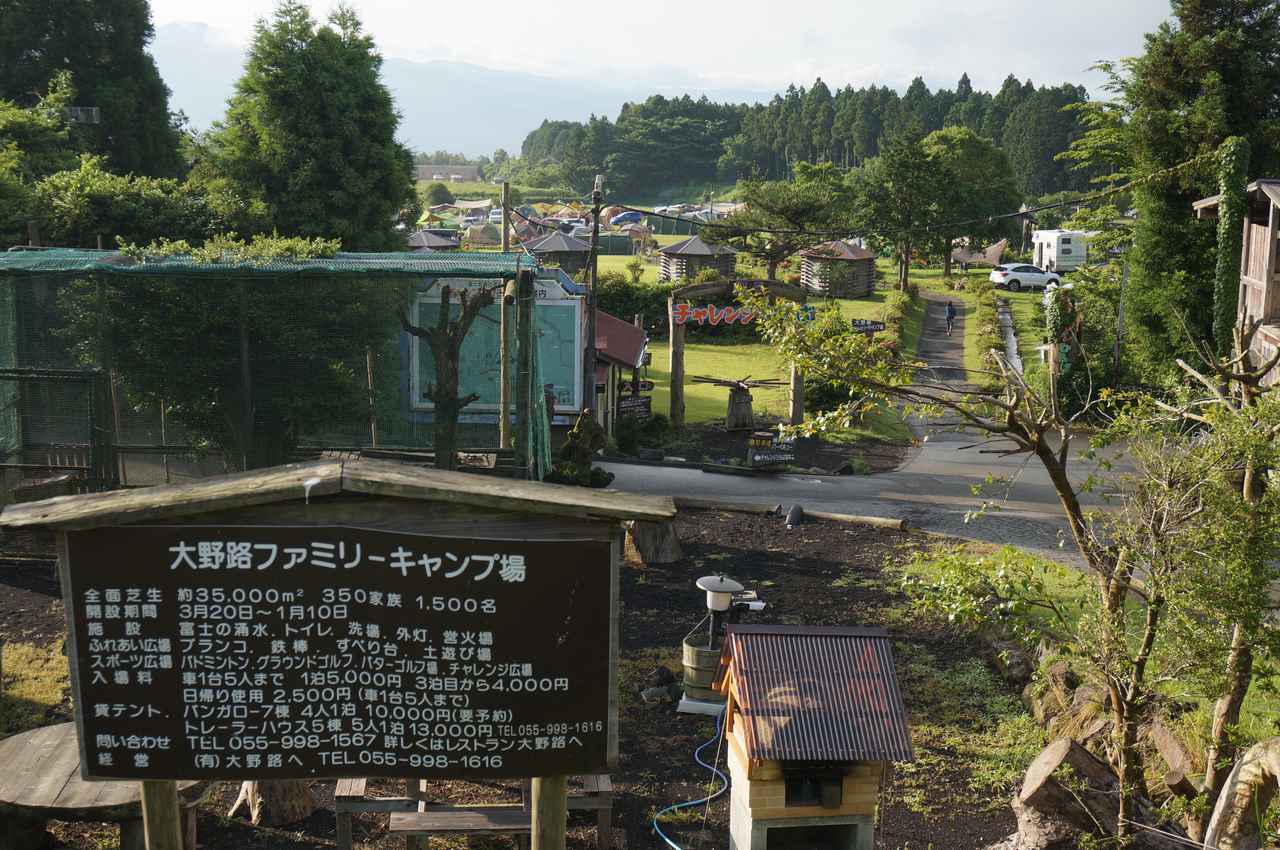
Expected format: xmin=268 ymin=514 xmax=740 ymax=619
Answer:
xmin=389 ymin=804 xmax=532 ymax=849
xmin=0 ymin=723 xmax=207 ymax=850
xmin=335 ymin=774 xmax=613 ymax=850
xmin=335 ymin=778 xmax=418 ymax=850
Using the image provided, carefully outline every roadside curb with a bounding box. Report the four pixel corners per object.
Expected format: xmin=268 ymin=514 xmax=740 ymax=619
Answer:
xmin=599 ymin=455 xmax=839 ymax=478
xmin=672 ymin=495 xmax=908 ymax=531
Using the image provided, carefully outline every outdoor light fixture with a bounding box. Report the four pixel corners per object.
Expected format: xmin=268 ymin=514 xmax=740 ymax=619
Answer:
xmin=679 ymin=574 xmax=765 ymax=716
xmin=697 ymin=573 xmax=743 ymax=613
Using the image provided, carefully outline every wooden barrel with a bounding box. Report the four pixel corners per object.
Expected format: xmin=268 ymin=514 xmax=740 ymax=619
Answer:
xmin=682 ymin=635 xmax=725 ymax=703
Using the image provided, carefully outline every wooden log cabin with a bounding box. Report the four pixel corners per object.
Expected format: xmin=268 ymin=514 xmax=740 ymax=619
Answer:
xmin=1194 ymin=179 xmax=1280 ymax=380
xmin=799 ymin=241 xmax=876 ymax=298
xmin=527 ymin=232 xmax=592 ymax=276
xmin=658 ymin=235 xmax=737 ymax=282
xmin=713 ymin=625 xmax=913 ymax=850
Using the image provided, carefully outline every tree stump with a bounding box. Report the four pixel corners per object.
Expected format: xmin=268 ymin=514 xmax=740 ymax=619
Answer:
xmin=1004 ymin=795 xmax=1077 ymax=850
xmin=1203 ymin=736 xmax=1280 ymax=850
xmin=228 ymin=780 xmax=316 ymax=827
xmin=627 ymin=520 xmax=682 ymax=564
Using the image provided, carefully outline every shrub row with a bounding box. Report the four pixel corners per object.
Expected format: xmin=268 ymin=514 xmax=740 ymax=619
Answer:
xmin=879 ymin=284 xmax=918 ymax=355
xmin=970 ymin=278 xmax=1005 ymax=377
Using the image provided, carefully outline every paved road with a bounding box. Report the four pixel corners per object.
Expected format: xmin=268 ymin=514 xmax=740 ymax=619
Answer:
xmin=604 ymin=294 xmax=1098 ymax=566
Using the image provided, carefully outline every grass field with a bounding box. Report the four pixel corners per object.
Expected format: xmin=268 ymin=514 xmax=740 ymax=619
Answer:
xmin=645 ymin=339 xmax=791 ymax=423
xmin=416 ymin=180 xmax=577 ymax=203
xmin=642 ymin=337 xmax=911 ymax=442
xmin=1003 ymin=290 xmax=1044 ymax=361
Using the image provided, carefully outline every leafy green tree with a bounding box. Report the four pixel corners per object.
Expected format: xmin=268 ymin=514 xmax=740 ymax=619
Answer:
xmin=198 ymin=2 xmax=415 ymax=250
xmin=34 ymin=155 xmax=222 ymax=247
xmin=921 ymin=126 xmax=1021 ymax=274
xmin=0 ymin=72 xmax=79 ymax=182
xmin=1124 ymin=0 xmax=1280 ymax=380
xmin=561 ymin=114 xmax=615 ymax=193
xmin=0 ymin=72 xmax=79 ymax=244
xmin=412 ymin=150 xmax=471 ymax=165
xmin=1213 ymin=136 xmax=1249 ymax=353
xmin=424 ymin=182 xmax=455 ymax=206
xmin=0 ymin=147 xmax=28 ymax=246
xmin=0 ymin=0 xmax=181 ymax=176
xmin=711 ymin=162 xmax=848 ymax=280
xmin=982 ymin=75 xmax=1034 ymax=142
xmin=1001 ymin=84 xmax=1092 ymax=196
xmin=801 ymin=78 xmax=835 ymax=163
xmin=849 ymin=129 xmax=946 ymax=289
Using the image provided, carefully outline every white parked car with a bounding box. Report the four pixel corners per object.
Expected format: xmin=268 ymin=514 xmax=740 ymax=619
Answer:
xmin=990 ymin=263 xmax=1060 ymax=292
xmin=487 ymin=208 xmax=504 ymax=224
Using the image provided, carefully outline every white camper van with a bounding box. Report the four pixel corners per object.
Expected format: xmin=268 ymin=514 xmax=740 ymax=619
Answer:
xmin=1031 ymin=230 xmax=1088 ymax=272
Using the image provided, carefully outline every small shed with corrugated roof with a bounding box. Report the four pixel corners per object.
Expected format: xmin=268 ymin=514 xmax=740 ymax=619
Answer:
xmin=799 ymin=241 xmax=876 ymax=297
xmin=714 ymin=624 xmax=912 ymax=850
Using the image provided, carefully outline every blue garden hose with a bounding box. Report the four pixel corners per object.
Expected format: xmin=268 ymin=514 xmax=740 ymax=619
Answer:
xmin=652 ymin=708 xmax=729 ymax=850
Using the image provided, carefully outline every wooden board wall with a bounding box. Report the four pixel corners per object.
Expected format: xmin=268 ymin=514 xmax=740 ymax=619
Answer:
xmin=726 ymin=722 xmax=882 ymax=821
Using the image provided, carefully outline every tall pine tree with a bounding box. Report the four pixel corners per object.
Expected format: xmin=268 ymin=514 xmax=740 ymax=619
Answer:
xmin=199 ymin=2 xmax=414 ymax=250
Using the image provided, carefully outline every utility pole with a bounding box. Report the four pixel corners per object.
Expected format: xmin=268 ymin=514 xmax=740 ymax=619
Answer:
xmin=584 ymin=174 xmax=602 ymax=418
xmin=501 ymin=181 xmax=510 ymax=253
xmin=499 ymin=181 xmax=512 ymax=448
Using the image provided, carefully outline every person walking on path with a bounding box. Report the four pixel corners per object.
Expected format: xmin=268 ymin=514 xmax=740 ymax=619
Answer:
xmin=945 ymin=301 xmax=957 ymax=336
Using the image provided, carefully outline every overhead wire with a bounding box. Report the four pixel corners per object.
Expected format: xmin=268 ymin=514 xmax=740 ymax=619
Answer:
xmin=606 ymin=151 xmax=1215 ymax=242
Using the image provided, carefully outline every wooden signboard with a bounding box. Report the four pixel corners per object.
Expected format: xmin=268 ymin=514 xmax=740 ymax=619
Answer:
xmin=616 ymin=395 xmax=651 ymax=421
xmin=746 ymin=432 xmax=796 ymax=469
xmin=851 ymin=319 xmax=886 ymax=334
xmin=61 ymin=524 xmax=614 ymax=781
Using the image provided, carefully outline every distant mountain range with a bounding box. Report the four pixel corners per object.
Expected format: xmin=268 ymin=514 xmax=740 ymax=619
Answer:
xmin=151 ymin=22 xmax=775 ymax=157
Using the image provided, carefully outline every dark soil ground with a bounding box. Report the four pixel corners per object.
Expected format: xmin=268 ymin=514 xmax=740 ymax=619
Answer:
xmin=646 ymin=424 xmax=908 ymax=474
xmin=0 ymin=511 xmax=1020 ymax=850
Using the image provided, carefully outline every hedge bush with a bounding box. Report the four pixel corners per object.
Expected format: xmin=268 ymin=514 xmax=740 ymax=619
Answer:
xmin=970 ymin=278 xmax=1004 ymax=374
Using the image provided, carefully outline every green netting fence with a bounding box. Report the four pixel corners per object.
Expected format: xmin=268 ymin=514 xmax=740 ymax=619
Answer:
xmin=0 ymin=250 xmax=556 ymax=495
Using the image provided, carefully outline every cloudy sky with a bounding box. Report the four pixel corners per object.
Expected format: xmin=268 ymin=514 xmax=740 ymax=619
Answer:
xmin=151 ymin=0 xmax=1171 ymax=96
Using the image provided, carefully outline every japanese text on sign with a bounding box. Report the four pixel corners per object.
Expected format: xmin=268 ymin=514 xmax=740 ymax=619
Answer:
xmin=64 ymin=525 xmax=614 ymax=781
xmin=671 ymin=303 xmax=755 ymax=326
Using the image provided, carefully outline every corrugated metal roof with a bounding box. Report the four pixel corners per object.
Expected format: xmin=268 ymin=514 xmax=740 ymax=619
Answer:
xmin=0 ymin=248 xmax=534 ymax=277
xmin=595 ymin=309 xmax=646 ymax=369
xmin=717 ymin=625 xmax=913 ymax=764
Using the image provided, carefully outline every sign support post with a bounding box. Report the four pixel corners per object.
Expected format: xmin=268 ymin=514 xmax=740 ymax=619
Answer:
xmin=500 ymin=181 xmax=513 ymax=449
xmin=140 ymin=780 xmax=183 ymax=850
xmin=531 ymin=775 xmax=568 ymax=850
